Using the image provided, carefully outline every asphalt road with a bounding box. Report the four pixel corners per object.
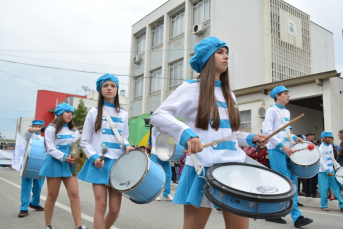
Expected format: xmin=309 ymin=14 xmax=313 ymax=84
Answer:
xmin=1 ymin=167 xmax=342 ymax=229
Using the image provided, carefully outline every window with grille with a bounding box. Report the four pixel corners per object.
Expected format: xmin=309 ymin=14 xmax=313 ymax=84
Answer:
xmin=193 ymin=0 xmax=211 ymax=25
xmin=239 ymin=110 xmax=251 ymax=133
xmin=150 ymin=68 xmax=161 ymax=95
xmin=152 ymin=24 xmax=163 ymax=48
xmin=171 ymin=11 xmax=185 ymax=39
xmin=137 ymin=34 xmax=146 ymax=55
xmin=169 ymin=60 xmax=183 ymax=90
xmin=134 ymin=75 xmax=143 ymax=100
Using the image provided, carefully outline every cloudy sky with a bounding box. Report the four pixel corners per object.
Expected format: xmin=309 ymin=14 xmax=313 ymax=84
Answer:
xmin=0 ymin=0 xmax=342 ymax=140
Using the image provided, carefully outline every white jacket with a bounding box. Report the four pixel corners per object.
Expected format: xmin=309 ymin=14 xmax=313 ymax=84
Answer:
xmin=24 ymin=128 xmax=43 ymax=141
xmin=319 ymin=143 xmax=336 ymax=173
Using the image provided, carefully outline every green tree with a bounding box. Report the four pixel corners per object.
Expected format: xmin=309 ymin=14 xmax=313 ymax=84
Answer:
xmin=73 ymin=99 xmax=88 ymax=127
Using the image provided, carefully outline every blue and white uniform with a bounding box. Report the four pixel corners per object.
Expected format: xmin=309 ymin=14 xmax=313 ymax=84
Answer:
xmin=318 ymin=133 xmax=343 ymax=210
xmin=151 ymin=79 xmax=255 ymax=208
xmin=78 ymin=101 xmax=130 ymax=185
xmin=20 ymin=125 xmax=45 ymax=211
xmin=39 ymin=124 xmax=79 ymax=177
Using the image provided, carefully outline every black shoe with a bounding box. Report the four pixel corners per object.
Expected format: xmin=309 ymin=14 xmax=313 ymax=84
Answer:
xmin=305 ymin=193 xmax=310 ymax=197
xmin=18 ymin=210 xmax=28 ymax=217
xmin=265 ymin=217 xmax=287 ymax=224
xmin=43 ymin=226 xmax=52 ymax=229
xmin=29 ymin=203 xmax=44 ymax=211
xmin=298 ymin=202 xmax=304 ymax=207
xmin=294 ymin=216 xmax=313 ymax=228
xmin=311 ymin=194 xmax=316 ymax=198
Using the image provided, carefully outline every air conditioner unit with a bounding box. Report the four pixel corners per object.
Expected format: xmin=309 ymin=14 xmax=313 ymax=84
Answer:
xmin=258 ymin=106 xmax=268 ymax=118
xmin=192 ymin=22 xmax=206 ymax=35
xmin=133 ymin=55 xmax=142 ymax=64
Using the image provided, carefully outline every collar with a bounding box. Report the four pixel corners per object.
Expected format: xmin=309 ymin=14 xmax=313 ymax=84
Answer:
xmin=275 ymin=103 xmax=285 ymax=109
xmin=104 ymin=101 xmax=115 ymax=107
xmin=215 ymin=81 xmax=222 ymax=87
xmin=63 ymin=124 xmax=68 ymax=127
xmin=34 ymin=133 xmax=40 ymax=136
xmin=323 ymin=142 xmax=330 ymax=146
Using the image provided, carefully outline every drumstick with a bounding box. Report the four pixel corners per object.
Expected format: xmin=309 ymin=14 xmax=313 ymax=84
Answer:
xmin=100 ymin=145 xmax=108 ymax=161
xmin=183 ymin=137 xmax=231 ymax=154
xmin=293 ymin=144 xmax=315 ymax=153
xmin=264 ymin=114 xmax=304 ymax=141
xmin=334 ymin=175 xmax=343 ymax=178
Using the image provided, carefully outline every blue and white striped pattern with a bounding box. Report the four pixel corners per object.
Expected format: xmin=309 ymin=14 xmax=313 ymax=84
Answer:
xmin=319 ymin=143 xmax=335 ymax=173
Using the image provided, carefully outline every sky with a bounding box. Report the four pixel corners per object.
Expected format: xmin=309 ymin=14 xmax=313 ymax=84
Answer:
xmin=0 ymin=0 xmax=342 ymax=140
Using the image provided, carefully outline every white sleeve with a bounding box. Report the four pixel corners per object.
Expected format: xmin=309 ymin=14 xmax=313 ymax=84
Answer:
xmin=73 ymin=129 xmax=80 ymax=143
xmin=262 ymin=108 xmax=283 ymax=148
xmin=80 ymin=108 xmax=98 ymax=159
xmin=122 ymin=111 xmax=130 ymax=147
xmin=319 ymin=146 xmax=330 ymax=173
xmin=45 ymin=127 xmax=66 ymax=162
xmin=24 ymin=129 xmax=33 ymax=142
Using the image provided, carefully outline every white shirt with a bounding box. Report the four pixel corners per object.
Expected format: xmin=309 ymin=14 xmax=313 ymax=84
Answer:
xmin=151 ymin=80 xmax=255 ymax=167
xmin=80 ymin=102 xmax=130 ymax=161
xmin=45 ymin=124 xmax=79 ymax=162
xmin=319 ymin=143 xmax=337 ymax=173
xmin=24 ymin=128 xmax=43 ymax=141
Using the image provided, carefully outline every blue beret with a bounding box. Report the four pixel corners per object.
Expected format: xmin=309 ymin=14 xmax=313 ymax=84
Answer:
xmin=289 ymin=125 xmax=293 ymax=129
xmin=270 ymin=85 xmax=289 ymax=99
xmin=321 ymin=131 xmax=333 ymax=139
xmin=32 ymin=120 xmax=44 ymax=126
xmin=96 ymin=73 xmax=119 ymax=92
xmin=189 ymin=37 xmax=229 ymax=73
xmin=55 ymin=103 xmax=75 ymax=116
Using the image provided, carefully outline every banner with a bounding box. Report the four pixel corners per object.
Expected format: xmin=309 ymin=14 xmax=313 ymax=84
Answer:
xmin=12 ymin=132 xmax=26 ymax=171
xmin=0 ymin=150 xmax=14 ymax=165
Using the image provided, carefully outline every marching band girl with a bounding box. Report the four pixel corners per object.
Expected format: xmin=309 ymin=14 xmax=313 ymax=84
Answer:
xmin=78 ymin=74 xmax=134 ymax=229
xmin=39 ymin=103 xmax=87 ymax=229
xmin=150 ymin=37 xmax=267 ymax=229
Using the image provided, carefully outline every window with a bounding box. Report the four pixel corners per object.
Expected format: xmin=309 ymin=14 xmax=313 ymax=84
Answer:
xmin=137 ymin=34 xmax=146 ymax=55
xmin=152 ymin=24 xmax=163 ymax=48
xmin=169 ymin=60 xmax=183 ymax=90
xmin=193 ymin=0 xmax=211 ymax=25
xmin=150 ymin=68 xmax=161 ymax=95
xmin=134 ymin=75 xmax=143 ymax=100
xmin=171 ymin=11 xmax=185 ymax=39
xmin=239 ymin=110 xmax=251 ymax=133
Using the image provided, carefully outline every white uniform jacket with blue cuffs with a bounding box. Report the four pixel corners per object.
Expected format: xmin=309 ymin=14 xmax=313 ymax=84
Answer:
xmin=262 ymin=104 xmax=297 ymax=150
xmin=319 ymin=142 xmax=337 ymax=174
xmin=150 ymin=80 xmax=256 ymax=167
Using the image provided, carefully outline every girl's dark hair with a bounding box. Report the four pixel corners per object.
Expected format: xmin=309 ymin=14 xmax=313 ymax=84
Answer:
xmin=95 ymin=86 xmax=121 ymax=133
xmin=195 ymin=53 xmax=241 ymax=132
xmin=274 ymin=92 xmax=283 ymax=102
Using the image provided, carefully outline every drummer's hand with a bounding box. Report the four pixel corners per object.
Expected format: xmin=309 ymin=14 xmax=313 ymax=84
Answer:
xmin=65 ymin=155 xmax=76 ymax=165
xmin=328 ymin=172 xmax=333 ymax=177
xmin=94 ymin=158 xmax=104 ymax=169
xmin=253 ymin=134 xmax=268 ymax=146
xmin=125 ymin=146 xmax=135 ymax=154
xmin=282 ymin=145 xmax=295 ymax=157
xmin=295 ymin=137 xmax=304 ymax=143
xmin=186 ymin=137 xmax=203 ymax=155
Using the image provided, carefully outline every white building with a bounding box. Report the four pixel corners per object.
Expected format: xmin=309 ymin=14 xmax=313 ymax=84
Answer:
xmin=128 ymin=0 xmax=343 ymax=144
xmin=16 ymin=117 xmax=34 ymax=140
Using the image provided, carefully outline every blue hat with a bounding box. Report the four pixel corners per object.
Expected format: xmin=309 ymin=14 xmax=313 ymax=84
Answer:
xmin=270 ymin=85 xmax=289 ymax=99
xmin=189 ymin=37 xmax=229 ymax=73
xmin=96 ymin=73 xmax=119 ymax=92
xmin=289 ymin=125 xmax=293 ymax=129
xmin=32 ymin=120 xmax=44 ymax=126
xmin=55 ymin=103 xmax=75 ymax=116
xmin=321 ymin=131 xmax=333 ymax=139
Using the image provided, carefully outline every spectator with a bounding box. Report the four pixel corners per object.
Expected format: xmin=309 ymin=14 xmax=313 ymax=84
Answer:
xmin=249 ymin=145 xmax=267 ymax=166
xmin=178 ymin=153 xmax=186 ymax=177
xmin=139 ymin=145 xmax=146 ymax=152
xmin=133 ymin=145 xmax=138 ymax=149
xmin=337 ymin=130 xmax=343 ymax=167
xmin=145 ymin=146 xmax=152 ymax=158
xmin=303 ymin=131 xmax=318 ymax=198
xmin=244 ymin=146 xmax=256 ymax=157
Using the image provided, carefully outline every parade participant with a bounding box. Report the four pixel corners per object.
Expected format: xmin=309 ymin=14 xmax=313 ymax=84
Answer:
xmin=151 ymin=37 xmax=267 ymax=229
xmin=78 ymin=74 xmax=134 ymax=229
xmin=318 ymin=131 xmax=343 ymax=212
xmin=262 ymin=85 xmax=313 ymax=227
xmin=39 ymin=104 xmax=87 ymax=229
xmin=303 ymin=131 xmax=318 ymax=198
xmin=18 ymin=120 xmax=46 ymax=218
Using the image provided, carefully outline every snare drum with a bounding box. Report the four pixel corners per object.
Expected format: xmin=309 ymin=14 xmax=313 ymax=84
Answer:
xmin=335 ymin=167 xmax=343 ymax=186
xmin=21 ymin=138 xmax=47 ymax=180
xmin=205 ymin=163 xmax=296 ymax=219
xmin=155 ymin=132 xmax=185 ymax=161
xmin=290 ymin=142 xmax=320 ymax=178
xmin=110 ymin=149 xmax=165 ymax=204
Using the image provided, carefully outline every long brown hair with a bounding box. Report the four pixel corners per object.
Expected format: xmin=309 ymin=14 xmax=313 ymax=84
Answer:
xmin=195 ymin=54 xmax=241 ymax=131
xmin=95 ymin=88 xmax=121 ymax=133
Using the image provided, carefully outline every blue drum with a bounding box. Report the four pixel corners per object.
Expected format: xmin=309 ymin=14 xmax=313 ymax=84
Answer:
xmin=21 ymin=137 xmax=47 ymax=180
xmin=205 ymin=163 xmax=295 ymax=219
xmin=155 ymin=132 xmax=185 ymax=161
xmin=290 ymin=142 xmax=320 ymax=178
xmin=110 ymin=149 xmax=165 ymax=204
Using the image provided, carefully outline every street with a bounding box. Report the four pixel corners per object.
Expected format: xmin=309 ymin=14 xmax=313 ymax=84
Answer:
xmin=1 ymin=167 xmax=342 ymax=229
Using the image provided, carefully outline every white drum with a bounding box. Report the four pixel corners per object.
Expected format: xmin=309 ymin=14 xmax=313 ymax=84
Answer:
xmin=335 ymin=167 xmax=343 ymax=185
xmin=290 ymin=142 xmax=320 ymax=178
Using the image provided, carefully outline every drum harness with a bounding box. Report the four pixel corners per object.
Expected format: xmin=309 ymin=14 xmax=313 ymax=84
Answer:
xmin=321 ymin=145 xmax=341 ymax=171
xmin=273 ymin=106 xmax=296 ymax=147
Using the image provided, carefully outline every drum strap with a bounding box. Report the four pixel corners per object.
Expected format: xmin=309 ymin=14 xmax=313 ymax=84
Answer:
xmin=273 ymin=106 xmax=296 ymax=147
xmin=189 ymin=154 xmax=205 ymax=177
xmin=102 ymin=108 xmax=125 ymax=148
xmin=322 ymin=145 xmax=340 ymax=170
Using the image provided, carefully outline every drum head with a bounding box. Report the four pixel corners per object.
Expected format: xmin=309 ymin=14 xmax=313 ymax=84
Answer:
xmin=336 ymin=167 xmax=343 ymax=185
xmin=291 ymin=142 xmax=320 ymax=166
xmin=20 ymin=138 xmax=32 ymax=177
xmin=110 ymin=149 xmax=149 ymax=191
xmin=155 ymin=133 xmax=176 ymax=161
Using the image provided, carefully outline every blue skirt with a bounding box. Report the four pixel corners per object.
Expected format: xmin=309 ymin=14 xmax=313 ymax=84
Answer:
xmin=173 ymin=165 xmax=212 ymax=208
xmin=77 ymin=157 xmax=116 ymax=185
xmin=39 ymin=154 xmax=72 ymax=178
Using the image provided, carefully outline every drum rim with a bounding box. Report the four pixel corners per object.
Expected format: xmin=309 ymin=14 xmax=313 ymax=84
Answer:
xmin=204 ymin=183 xmax=294 ymax=219
xmin=290 ymin=143 xmax=320 ymax=167
xmin=110 ymin=149 xmax=150 ymax=192
xmin=206 ymin=162 xmax=296 ymax=202
xmin=21 ymin=137 xmax=33 ymax=177
xmin=335 ymin=167 xmax=343 ymax=185
xmin=156 ymin=133 xmax=176 ymax=162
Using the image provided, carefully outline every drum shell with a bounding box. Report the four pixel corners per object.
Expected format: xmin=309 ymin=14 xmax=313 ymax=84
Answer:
xmin=22 ymin=138 xmax=47 ymax=180
xmin=169 ymin=143 xmax=185 ymax=161
xmin=335 ymin=167 xmax=343 ymax=186
xmin=290 ymin=142 xmax=320 ymax=178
